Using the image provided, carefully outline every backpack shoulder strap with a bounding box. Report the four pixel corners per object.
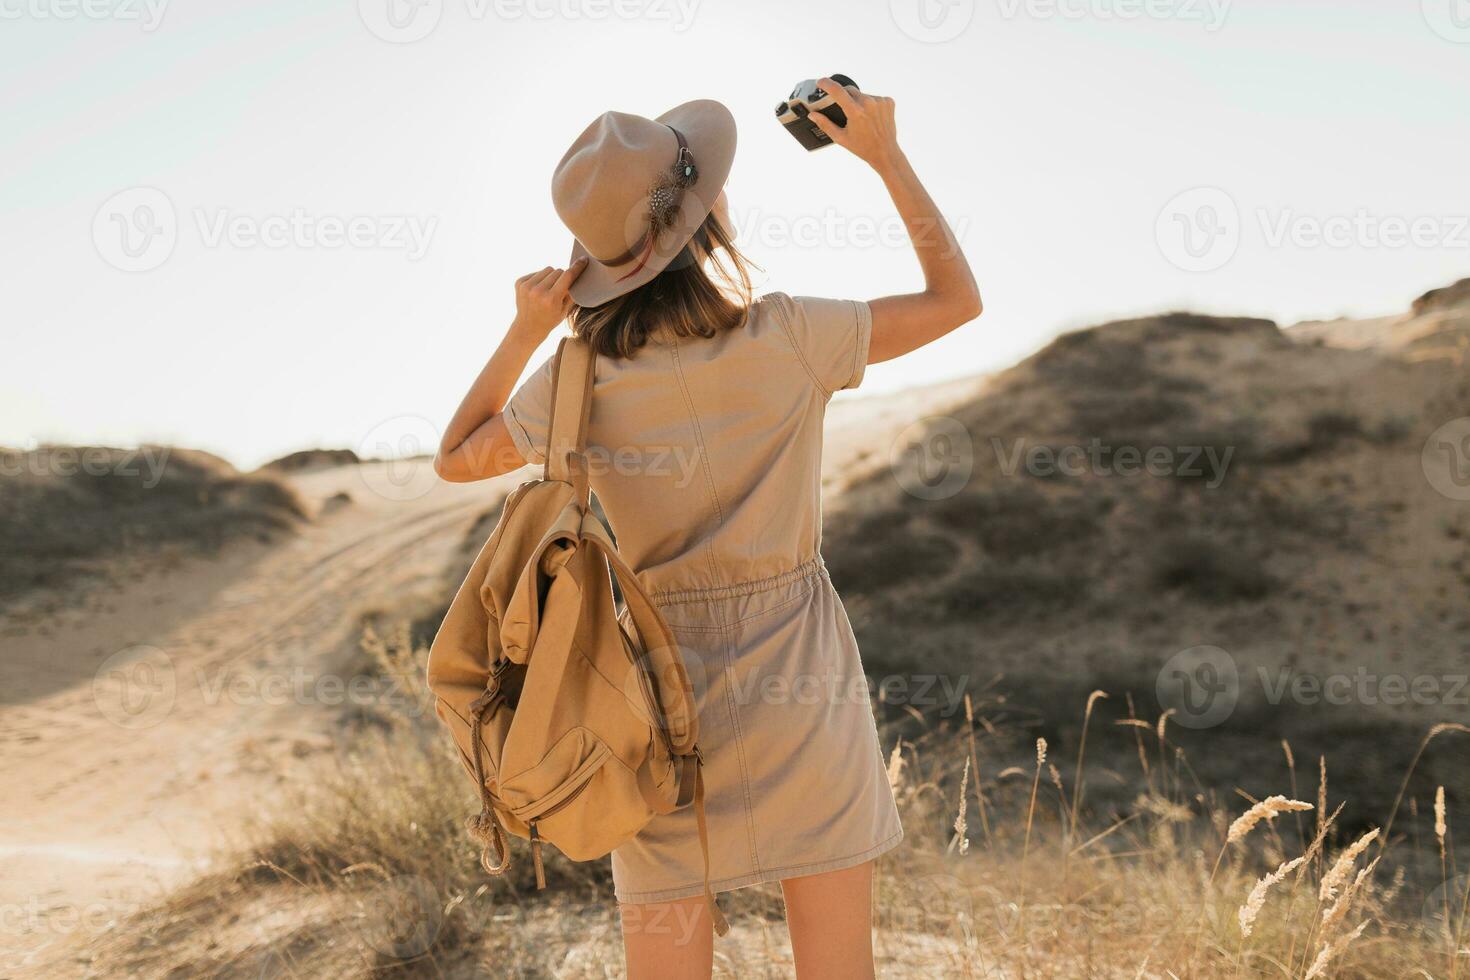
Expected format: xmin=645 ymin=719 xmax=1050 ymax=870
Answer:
xmin=544 ymin=337 xmax=595 ymax=501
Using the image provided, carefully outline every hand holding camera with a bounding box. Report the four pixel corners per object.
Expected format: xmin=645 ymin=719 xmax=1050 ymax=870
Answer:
xmin=776 ymin=75 xmax=901 ymax=170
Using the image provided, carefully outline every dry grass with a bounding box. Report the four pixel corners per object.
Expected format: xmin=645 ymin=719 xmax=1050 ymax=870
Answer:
xmin=61 ymin=628 xmax=1469 ymax=979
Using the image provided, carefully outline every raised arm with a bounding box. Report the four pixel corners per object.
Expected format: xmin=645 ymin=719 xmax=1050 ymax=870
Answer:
xmin=433 ymin=259 xmax=586 ymax=483
xmin=806 ymin=80 xmax=982 ymax=364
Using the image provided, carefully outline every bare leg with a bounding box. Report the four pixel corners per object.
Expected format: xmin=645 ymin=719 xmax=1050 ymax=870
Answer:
xmin=620 ymin=894 xmax=714 ymax=980
xmin=780 ymin=861 xmax=876 ymax=980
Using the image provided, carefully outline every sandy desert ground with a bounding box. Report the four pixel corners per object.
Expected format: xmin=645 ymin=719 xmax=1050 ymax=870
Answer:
xmin=3 ymin=280 xmax=1468 ymax=977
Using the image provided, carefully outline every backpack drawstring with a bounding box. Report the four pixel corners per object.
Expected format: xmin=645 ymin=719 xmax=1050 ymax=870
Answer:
xmin=466 ymin=682 xmax=511 ymax=876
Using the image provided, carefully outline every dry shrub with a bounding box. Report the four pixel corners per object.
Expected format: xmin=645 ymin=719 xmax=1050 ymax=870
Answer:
xmin=0 ymin=445 xmax=306 ymax=598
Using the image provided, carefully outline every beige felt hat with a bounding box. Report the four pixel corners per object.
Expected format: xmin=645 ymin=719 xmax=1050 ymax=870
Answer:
xmin=552 ymin=99 xmax=737 ymax=307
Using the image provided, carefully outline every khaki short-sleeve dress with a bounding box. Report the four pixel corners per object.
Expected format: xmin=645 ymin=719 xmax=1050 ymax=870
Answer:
xmin=502 ymin=291 xmax=903 ymax=904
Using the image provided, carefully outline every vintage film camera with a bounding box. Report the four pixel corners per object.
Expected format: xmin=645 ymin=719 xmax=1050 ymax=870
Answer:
xmin=775 ymin=74 xmax=860 ymax=151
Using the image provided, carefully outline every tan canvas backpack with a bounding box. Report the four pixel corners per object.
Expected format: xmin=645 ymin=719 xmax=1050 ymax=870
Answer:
xmin=426 ymin=337 xmax=727 ymax=934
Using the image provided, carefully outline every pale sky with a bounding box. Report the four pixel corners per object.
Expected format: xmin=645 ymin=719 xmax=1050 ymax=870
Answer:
xmin=3 ymin=0 xmax=1467 ymax=469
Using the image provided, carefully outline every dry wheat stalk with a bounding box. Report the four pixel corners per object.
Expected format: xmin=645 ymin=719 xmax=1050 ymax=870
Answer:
xmin=1435 ymin=785 xmax=1447 ymax=850
xmin=954 ymin=757 xmax=970 ymax=856
xmin=1227 ymin=796 xmax=1314 ymax=845
xmin=1156 ymin=708 xmax=1176 ymax=742
xmin=1069 ymin=690 xmax=1108 ymax=840
xmin=886 ymin=737 xmax=906 ymax=793
xmin=961 ymin=692 xmax=993 ymax=847
xmin=1320 ymin=858 xmax=1379 ymax=938
xmin=1320 ymin=828 xmax=1380 ymax=902
xmin=1304 ymin=919 xmax=1369 ymax=979
xmin=1239 ymin=855 xmax=1306 ymax=938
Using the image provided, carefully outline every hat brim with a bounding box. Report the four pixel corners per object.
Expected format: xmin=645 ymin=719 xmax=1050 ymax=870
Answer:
xmin=566 ymin=99 xmax=737 ymax=308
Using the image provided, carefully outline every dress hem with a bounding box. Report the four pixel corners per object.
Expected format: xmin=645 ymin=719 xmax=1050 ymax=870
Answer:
xmin=613 ymin=826 xmax=904 ymax=905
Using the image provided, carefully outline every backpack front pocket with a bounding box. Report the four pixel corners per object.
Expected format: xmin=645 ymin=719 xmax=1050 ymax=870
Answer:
xmin=523 ymin=747 xmax=653 ymax=861
xmin=498 ymin=726 xmax=610 ymax=817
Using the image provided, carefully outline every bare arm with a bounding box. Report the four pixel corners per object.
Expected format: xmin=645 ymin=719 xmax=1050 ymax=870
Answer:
xmin=807 ymin=80 xmax=982 ymax=364
xmin=433 ymin=258 xmax=587 ymax=483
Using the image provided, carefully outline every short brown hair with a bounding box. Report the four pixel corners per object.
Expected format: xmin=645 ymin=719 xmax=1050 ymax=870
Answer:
xmin=569 ymin=215 xmax=755 ymax=359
